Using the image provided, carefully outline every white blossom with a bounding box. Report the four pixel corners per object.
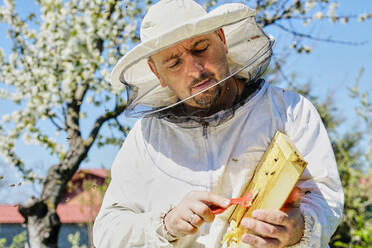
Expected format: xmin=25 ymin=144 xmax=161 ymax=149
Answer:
xmin=327 ymin=2 xmax=339 ymax=23
xmin=305 ymin=1 xmax=316 ymax=12
xmin=9 ymin=52 xmax=18 ymax=64
xmin=2 ymin=114 xmax=11 ymax=122
xmin=0 ymin=48 xmax=4 ymax=62
xmin=86 ymin=96 xmax=94 ymax=103
xmin=303 ymin=45 xmax=313 ymax=53
xmin=358 ymin=13 xmax=368 ymax=22
xmin=313 ymin=11 xmax=324 ymax=20
xmin=341 ymin=17 xmax=348 ymax=24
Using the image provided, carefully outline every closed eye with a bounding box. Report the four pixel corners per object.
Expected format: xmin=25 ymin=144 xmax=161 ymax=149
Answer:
xmin=193 ymin=45 xmax=208 ymax=54
xmin=168 ymin=59 xmax=181 ymax=69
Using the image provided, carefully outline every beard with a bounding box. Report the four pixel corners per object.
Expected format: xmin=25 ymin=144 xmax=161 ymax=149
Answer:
xmin=193 ymin=84 xmax=222 ymax=107
xmin=188 ymin=72 xmax=223 ymax=107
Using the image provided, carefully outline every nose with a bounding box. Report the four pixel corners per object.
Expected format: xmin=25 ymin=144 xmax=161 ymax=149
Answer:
xmin=184 ymin=54 xmax=204 ymax=77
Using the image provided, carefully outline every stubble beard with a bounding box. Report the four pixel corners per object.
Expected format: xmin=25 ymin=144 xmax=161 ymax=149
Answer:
xmin=188 ymin=71 xmax=222 ymax=108
xmin=193 ymin=85 xmax=222 ymax=107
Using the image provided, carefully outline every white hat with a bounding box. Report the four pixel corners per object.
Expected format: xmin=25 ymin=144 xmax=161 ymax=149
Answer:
xmin=111 ymin=0 xmax=273 ymax=116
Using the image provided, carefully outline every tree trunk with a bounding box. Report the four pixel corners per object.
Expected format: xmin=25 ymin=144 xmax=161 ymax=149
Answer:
xmin=19 ymin=199 xmax=61 ymax=248
xmin=19 ymin=141 xmax=88 ymax=247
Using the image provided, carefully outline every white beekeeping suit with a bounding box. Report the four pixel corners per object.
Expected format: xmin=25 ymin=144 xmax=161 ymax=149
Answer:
xmin=93 ymin=0 xmax=343 ymax=247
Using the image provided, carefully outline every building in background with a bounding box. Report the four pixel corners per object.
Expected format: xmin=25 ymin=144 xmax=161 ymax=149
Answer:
xmin=0 ymin=169 xmax=109 ymax=247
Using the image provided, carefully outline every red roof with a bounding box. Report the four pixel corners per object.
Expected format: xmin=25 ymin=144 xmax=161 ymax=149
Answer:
xmin=0 ymin=204 xmax=101 ymax=224
xmin=0 ymin=205 xmax=24 ymax=223
xmin=70 ymin=169 xmax=108 ymax=181
xmin=0 ymin=169 xmax=109 ymax=224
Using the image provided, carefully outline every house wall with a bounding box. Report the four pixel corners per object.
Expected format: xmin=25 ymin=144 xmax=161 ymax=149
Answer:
xmin=0 ymin=224 xmax=90 ymax=247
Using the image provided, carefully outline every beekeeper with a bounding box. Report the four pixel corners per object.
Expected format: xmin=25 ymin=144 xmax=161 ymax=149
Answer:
xmin=93 ymin=0 xmax=344 ymax=247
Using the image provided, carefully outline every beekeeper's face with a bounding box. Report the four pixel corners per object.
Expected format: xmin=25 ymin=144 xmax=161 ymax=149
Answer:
xmin=148 ymin=29 xmax=231 ymax=109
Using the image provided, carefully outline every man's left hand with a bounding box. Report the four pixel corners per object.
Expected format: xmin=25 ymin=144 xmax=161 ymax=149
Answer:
xmin=240 ymin=207 xmax=304 ymax=248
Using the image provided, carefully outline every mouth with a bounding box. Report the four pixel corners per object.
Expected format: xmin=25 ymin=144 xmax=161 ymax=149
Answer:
xmin=191 ymin=78 xmax=216 ymax=92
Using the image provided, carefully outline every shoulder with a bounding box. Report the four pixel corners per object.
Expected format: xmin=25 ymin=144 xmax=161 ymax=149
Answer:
xmin=266 ymin=84 xmax=303 ymax=105
xmin=264 ymin=84 xmax=317 ymax=116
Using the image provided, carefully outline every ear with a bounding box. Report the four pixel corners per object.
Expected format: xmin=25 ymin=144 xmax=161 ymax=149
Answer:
xmin=216 ymin=28 xmax=228 ymax=54
xmin=147 ymin=58 xmax=167 ymax=87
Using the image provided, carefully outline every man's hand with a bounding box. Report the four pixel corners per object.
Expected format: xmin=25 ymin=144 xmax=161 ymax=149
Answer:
xmin=164 ymin=191 xmax=229 ymax=238
xmin=240 ymin=207 xmax=304 ymax=248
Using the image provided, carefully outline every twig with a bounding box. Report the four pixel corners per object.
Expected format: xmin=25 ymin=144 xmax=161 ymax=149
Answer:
xmin=273 ymin=23 xmax=368 ymax=46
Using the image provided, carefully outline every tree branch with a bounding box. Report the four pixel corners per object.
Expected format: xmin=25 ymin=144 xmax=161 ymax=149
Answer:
xmin=273 ymin=22 xmax=368 ymax=45
xmin=85 ymin=102 xmax=127 ymax=149
xmin=272 ymin=55 xmax=292 ymax=85
xmin=45 ymin=109 xmax=65 ymax=131
xmin=48 ymin=116 xmax=64 ymax=131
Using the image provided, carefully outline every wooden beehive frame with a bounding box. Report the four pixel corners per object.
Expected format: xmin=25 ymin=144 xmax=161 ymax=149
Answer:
xmin=222 ymin=131 xmax=308 ymax=246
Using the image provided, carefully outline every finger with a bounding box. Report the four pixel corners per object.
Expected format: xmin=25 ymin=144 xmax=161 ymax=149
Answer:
xmin=242 ymin=233 xmax=280 ymax=248
xmin=252 ymin=209 xmax=289 ymax=226
xmin=192 ymin=191 xmax=230 ymax=208
xmin=190 ymin=214 xmax=203 ymax=227
xmin=166 ymin=209 xmax=197 ymax=236
xmin=191 ymin=201 xmax=215 ymax=223
xmin=241 ymin=218 xmax=286 ymax=239
xmin=177 ymin=220 xmax=198 ymax=235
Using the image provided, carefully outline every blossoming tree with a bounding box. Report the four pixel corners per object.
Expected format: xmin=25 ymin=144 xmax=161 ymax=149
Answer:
xmin=0 ymin=0 xmax=144 ymax=246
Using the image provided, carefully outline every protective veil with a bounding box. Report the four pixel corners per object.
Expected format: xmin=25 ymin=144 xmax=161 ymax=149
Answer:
xmin=111 ymin=1 xmax=273 ymax=118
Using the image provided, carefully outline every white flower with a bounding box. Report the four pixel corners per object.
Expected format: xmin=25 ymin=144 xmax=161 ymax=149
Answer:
xmin=3 ymin=0 xmax=15 ymax=10
xmin=327 ymin=2 xmax=339 ymax=21
xmin=79 ymin=112 xmax=87 ymax=119
xmin=0 ymin=48 xmax=4 ymax=61
xmin=358 ymin=13 xmax=368 ymax=22
xmin=303 ymin=45 xmax=313 ymax=53
xmin=86 ymin=96 xmax=94 ymax=103
xmin=23 ymin=133 xmax=33 ymax=144
xmin=305 ymin=1 xmax=316 ymax=11
xmin=9 ymin=52 xmax=18 ymax=64
xmin=313 ymin=11 xmax=324 ymax=20
xmin=341 ymin=17 xmax=348 ymax=24
xmin=2 ymin=114 xmax=11 ymax=122
xmin=329 ymin=2 xmax=339 ymax=11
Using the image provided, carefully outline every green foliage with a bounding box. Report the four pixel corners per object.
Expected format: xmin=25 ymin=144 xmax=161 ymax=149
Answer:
xmin=328 ymin=72 xmax=372 ymax=247
xmin=330 ymin=135 xmax=372 ymax=247
xmin=0 ymin=231 xmax=26 ymax=248
xmin=288 ymin=80 xmax=372 ymax=247
xmin=67 ymin=231 xmax=88 ymax=248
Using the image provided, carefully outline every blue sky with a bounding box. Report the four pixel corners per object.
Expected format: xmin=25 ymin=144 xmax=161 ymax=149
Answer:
xmin=0 ymin=0 xmax=371 ymax=203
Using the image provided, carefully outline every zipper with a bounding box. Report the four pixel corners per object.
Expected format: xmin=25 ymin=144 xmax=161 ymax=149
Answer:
xmin=201 ymin=121 xmax=212 ymax=190
xmin=201 ymin=121 xmax=209 ymax=138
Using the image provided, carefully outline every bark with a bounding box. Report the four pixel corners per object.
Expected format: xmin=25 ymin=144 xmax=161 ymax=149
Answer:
xmin=19 ymin=200 xmax=60 ymax=248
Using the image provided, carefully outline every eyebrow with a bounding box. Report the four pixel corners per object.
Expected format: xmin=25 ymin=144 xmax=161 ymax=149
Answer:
xmin=161 ymin=38 xmax=209 ymax=64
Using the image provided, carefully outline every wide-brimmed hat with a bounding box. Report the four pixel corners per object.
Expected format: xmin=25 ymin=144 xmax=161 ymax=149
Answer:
xmin=112 ymin=0 xmax=273 ymax=117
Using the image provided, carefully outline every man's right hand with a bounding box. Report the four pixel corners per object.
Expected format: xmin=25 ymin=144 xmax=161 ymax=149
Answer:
xmin=164 ymin=191 xmax=230 ymax=238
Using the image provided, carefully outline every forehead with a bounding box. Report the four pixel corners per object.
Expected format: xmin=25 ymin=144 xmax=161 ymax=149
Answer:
xmin=151 ymin=32 xmax=217 ymax=62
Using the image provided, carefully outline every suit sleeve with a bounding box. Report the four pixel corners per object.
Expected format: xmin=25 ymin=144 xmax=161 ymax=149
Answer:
xmin=92 ymin=121 xmax=175 ymax=248
xmin=285 ymin=95 xmax=344 ymax=247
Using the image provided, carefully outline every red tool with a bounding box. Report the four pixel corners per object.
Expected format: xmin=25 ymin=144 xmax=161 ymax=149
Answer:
xmin=211 ymin=190 xmax=258 ymax=215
